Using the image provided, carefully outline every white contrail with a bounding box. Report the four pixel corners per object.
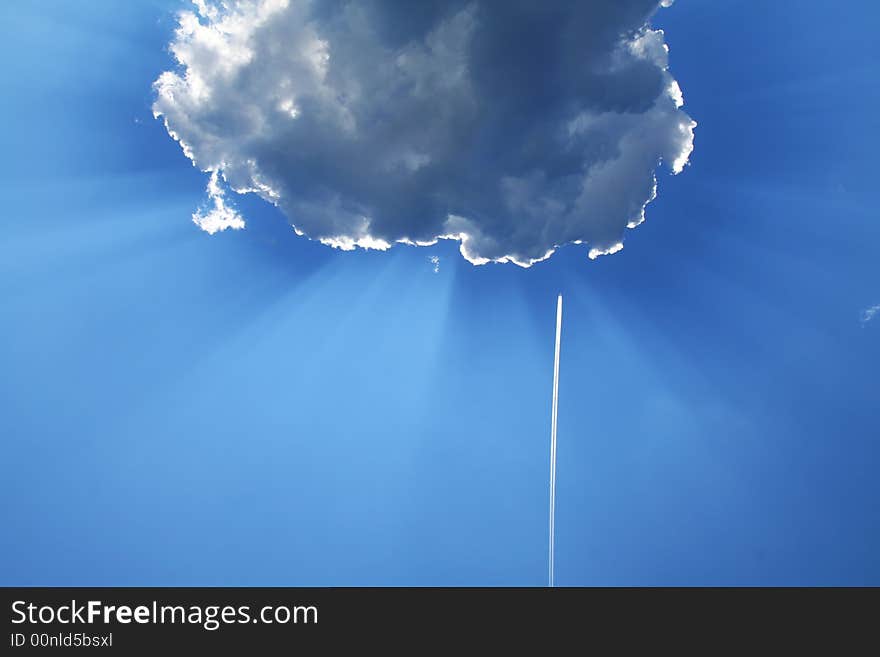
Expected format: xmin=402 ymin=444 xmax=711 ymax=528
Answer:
xmin=549 ymin=294 xmax=562 ymax=587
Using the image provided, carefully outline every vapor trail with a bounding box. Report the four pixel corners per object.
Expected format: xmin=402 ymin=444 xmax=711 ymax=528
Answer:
xmin=549 ymin=294 xmax=562 ymax=587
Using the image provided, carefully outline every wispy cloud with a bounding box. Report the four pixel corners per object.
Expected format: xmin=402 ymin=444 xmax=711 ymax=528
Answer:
xmin=428 ymin=255 xmax=440 ymax=273
xmin=192 ymin=171 xmax=246 ymax=235
xmin=861 ymin=304 xmax=880 ymax=327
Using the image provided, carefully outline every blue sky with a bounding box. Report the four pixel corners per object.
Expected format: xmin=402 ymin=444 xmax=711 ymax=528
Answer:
xmin=1 ymin=1 xmax=879 ymax=585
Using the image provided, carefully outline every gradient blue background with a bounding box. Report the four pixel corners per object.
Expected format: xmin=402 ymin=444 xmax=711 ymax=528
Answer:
xmin=2 ymin=1 xmax=878 ymax=585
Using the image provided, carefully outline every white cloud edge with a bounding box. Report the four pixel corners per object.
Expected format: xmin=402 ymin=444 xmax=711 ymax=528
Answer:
xmin=192 ymin=170 xmax=246 ymax=235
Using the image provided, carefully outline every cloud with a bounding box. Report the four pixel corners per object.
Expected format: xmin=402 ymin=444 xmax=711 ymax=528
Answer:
xmin=191 ymin=171 xmax=246 ymax=235
xmin=154 ymin=0 xmax=695 ymax=266
xmin=861 ymin=304 xmax=880 ymax=327
xmin=428 ymin=255 xmax=440 ymax=273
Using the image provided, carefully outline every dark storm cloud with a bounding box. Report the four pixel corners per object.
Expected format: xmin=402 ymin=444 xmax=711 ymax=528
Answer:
xmin=154 ymin=0 xmax=695 ymax=265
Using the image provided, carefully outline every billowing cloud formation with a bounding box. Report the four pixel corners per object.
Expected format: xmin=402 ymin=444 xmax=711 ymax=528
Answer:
xmin=154 ymin=0 xmax=695 ymax=266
